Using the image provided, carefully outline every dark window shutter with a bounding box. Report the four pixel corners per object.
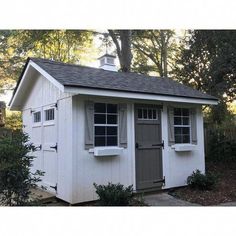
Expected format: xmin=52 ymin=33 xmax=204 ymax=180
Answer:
xmin=190 ymin=108 xmax=197 ymax=145
xmin=168 ymin=107 xmax=175 ymax=146
xmin=119 ymin=103 xmax=127 ymax=148
xmin=85 ymin=101 xmax=94 ymax=150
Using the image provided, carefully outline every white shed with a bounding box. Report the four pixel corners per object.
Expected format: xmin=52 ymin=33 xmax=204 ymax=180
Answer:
xmin=9 ymin=55 xmax=218 ymax=204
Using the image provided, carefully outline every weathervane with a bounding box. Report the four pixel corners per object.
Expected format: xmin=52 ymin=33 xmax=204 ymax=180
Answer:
xmin=102 ymin=33 xmax=111 ymax=54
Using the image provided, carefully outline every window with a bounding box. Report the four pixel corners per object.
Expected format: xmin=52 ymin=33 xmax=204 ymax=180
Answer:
xmin=174 ymin=108 xmax=190 ymax=144
xmin=45 ymin=108 xmax=55 ymax=121
xmin=106 ymin=57 xmax=114 ymax=64
xmin=100 ymin=58 xmax=105 ymax=66
xmin=94 ymin=103 xmax=118 ymax=147
xmin=137 ymin=108 xmax=158 ymax=120
xmin=33 ymin=111 xmax=41 ymax=123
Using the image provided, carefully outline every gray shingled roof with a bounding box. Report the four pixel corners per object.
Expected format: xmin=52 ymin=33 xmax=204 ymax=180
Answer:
xmin=30 ymin=58 xmax=217 ymax=101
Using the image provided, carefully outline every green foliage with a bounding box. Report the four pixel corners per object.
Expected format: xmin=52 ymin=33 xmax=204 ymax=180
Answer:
xmin=206 ymin=124 xmax=236 ymax=162
xmin=0 ymin=132 xmax=43 ymax=206
xmin=5 ymin=110 xmax=22 ymax=130
xmin=132 ymin=30 xmax=182 ymax=77
xmin=187 ymin=170 xmax=218 ymax=191
xmin=131 ymin=49 xmax=155 ymax=74
xmin=94 ymin=182 xmax=133 ymax=206
xmin=0 ymin=30 xmax=96 ymax=92
xmin=174 ymin=30 xmax=236 ymax=123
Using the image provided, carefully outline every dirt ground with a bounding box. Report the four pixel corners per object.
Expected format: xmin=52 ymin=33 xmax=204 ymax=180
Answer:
xmin=171 ymin=161 xmax=236 ymax=206
xmin=40 ymin=161 xmax=236 ymax=206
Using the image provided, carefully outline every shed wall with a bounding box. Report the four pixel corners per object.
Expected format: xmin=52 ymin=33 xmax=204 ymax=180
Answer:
xmin=21 ymin=72 xmax=73 ymax=202
xmin=72 ymin=96 xmax=205 ymax=204
xmin=72 ymin=96 xmax=135 ymax=204
xmin=21 ymin=71 xmax=205 ymax=204
xmin=162 ymin=103 xmax=205 ymax=189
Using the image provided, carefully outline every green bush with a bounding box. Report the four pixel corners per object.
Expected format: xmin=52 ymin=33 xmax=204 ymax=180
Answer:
xmin=187 ymin=170 xmax=218 ymax=191
xmin=206 ymin=124 xmax=236 ymax=162
xmin=0 ymin=131 xmax=43 ymax=206
xmin=94 ymin=182 xmax=133 ymax=206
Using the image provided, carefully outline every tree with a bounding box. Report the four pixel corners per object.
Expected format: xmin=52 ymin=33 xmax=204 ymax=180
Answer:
xmin=132 ymin=30 xmax=181 ymax=77
xmin=0 ymin=30 xmax=95 ymax=93
xmin=174 ymin=30 xmax=236 ymax=123
xmin=5 ymin=110 xmax=22 ymax=130
xmin=108 ymin=30 xmax=132 ymax=72
xmin=0 ymin=31 xmax=16 ymax=93
xmin=132 ymin=49 xmax=155 ymax=74
xmin=0 ymin=132 xmax=43 ymax=206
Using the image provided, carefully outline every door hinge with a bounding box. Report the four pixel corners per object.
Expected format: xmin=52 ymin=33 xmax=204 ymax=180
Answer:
xmin=51 ymin=102 xmax=58 ymax=109
xmin=151 ymin=140 xmax=164 ymax=149
xmin=50 ymin=183 xmax=57 ymax=192
xmin=35 ymin=144 xmax=42 ymax=151
xmin=153 ymin=176 xmax=165 ymax=186
xmin=50 ymin=143 xmax=58 ymax=152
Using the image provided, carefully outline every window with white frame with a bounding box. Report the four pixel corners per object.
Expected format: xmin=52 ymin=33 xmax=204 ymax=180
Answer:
xmin=94 ymin=103 xmax=118 ymax=147
xmin=174 ymin=108 xmax=191 ymax=143
xmin=33 ymin=111 xmax=41 ymax=123
xmin=137 ymin=108 xmax=158 ymax=120
xmin=44 ymin=108 xmax=55 ymax=121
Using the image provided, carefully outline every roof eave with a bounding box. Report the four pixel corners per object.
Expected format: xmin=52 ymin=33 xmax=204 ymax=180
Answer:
xmin=9 ymin=58 xmax=65 ymax=110
xmin=64 ymin=86 xmax=218 ymax=105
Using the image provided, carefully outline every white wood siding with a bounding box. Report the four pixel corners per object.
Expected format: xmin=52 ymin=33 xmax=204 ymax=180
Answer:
xmin=22 ymin=74 xmax=68 ymax=110
xmin=162 ymin=103 xmax=205 ymax=189
xmin=21 ymin=71 xmax=73 ymax=202
xmin=21 ymin=70 xmax=206 ymax=204
xmin=71 ymin=96 xmax=135 ymax=204
xmin=71 ymin=96 xmax=205 ymax=204
xmin=57 ymin=96 xmax=73 ymax=202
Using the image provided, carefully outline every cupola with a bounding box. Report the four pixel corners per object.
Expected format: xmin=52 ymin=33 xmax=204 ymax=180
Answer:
xmin=98 ymin=54 xmax=117 ymax=72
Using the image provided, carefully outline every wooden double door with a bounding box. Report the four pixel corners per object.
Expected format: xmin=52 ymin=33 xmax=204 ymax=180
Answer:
xmin=31 ymin=105 xmax=58 ymax=194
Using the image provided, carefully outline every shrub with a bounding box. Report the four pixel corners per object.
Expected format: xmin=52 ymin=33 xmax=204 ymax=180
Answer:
xmin=0 ymin=131 xmax=43 ymax=206
xmin=94 ymin=182 xmax=133 ymax=206
xmin=5 ymin=110 xmax=22 ymax=130
xmin=187 ymin=169 xmax=218 ymax=191
xmin=205 ymin=124 xmax=236 ymax=162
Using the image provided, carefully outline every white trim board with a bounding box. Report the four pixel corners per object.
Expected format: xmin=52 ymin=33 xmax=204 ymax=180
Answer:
xmin=9 ymin=60 xmax=64 ymax=110
xmin=64 ymin=87 xmax=218 ymax=105
xmin=9 ymin=62 xmax=31 ymax=110
xmin=30 ymin=61 xmax=64 ymax=92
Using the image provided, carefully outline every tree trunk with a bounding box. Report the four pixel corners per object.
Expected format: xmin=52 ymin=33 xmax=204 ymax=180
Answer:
xmin=108 ymin=30 xmax=132 ymax=72
xmin=119 ymin=30 xmax=132 ymax=72
xmin=160 ymin=31 xmax=168 ymax=77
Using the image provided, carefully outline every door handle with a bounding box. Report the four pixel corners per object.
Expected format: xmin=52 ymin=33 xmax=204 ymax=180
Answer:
xmin=135 ymin=142 xmax=139 ymax=149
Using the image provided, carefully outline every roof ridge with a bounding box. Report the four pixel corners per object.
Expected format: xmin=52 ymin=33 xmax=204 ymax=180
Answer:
xmin=29 ymin=57 xmax=166 ymax=80
xmin=30 ymin=57 xmax=94 ymax=69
